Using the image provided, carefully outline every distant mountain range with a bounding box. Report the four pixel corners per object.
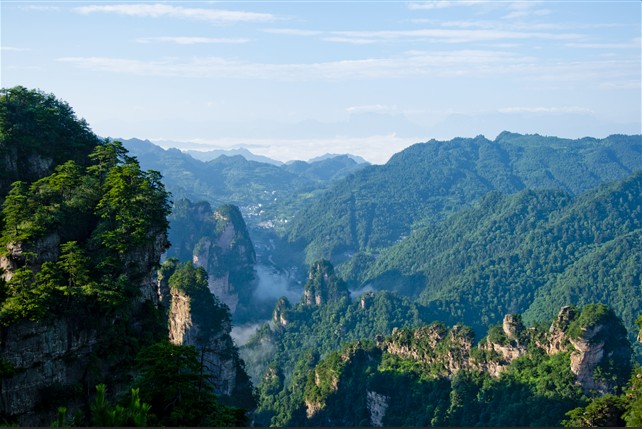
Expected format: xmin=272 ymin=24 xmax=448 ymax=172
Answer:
xmin=118 ymin=138 xmax=369 ymax=238
xmin=185 ymin=147 xmax=284 ymax=166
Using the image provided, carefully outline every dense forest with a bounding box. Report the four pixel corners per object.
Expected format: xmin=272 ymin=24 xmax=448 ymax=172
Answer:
xmin=1 ymin=86 xmax=640 ymax=427
xmin=286 ymin=132 xmax=640 ymax=264
xmin=0 ymin=87 xmax=251 ymax=426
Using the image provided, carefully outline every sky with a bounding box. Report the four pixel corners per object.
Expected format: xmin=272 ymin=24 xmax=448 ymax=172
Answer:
xmin=1 ymin=1 xmax=640 ymax=164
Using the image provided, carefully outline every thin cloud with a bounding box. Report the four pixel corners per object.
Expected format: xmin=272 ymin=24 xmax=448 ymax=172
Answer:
xmin=23 ymin=5 xmax=60 ymax=11
xmin=329 ymin=28 xmax=582 ymax=44
xmin=56 ymin=49 xmax=638 ymax=87
xmin=407 ymin=1 xmax=486 ymax=11
xmin=498 ymin=106 xmax=594 ymax=114
xmin=263 ymin=28 xmax=322 ymax=36
xmin=136 ymin=36 xmax=251 ymax=45
xmin=565 ymin=37 xmax=641 ymax=49
xmin=502 ymin=2 xmax=551 ymax=20
xmin=1 ymin=46 xmax=29 ymax=52
xmin=322 ymin=37 xmax=379 ymax=45
xmin=74 ymin=3 xmax=277 ymax=24
xmin=57 ymin=50 xmax=533 ymax=80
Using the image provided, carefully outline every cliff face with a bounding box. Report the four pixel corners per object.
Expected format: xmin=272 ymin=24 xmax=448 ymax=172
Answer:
xmin=302 ymin=260 xmax=349 ymax=306
xmin=300 ymin=305 xmax=632 ymax=427
xmin=163 ymin=260 xmax=255 ymax=407
xmin=167 ymin=200 xmax=257 ymax=319
xmin=0 ymin=230 xmax=168 ymax=426
xmin=167 ymin=286 xmax=238 ymax=396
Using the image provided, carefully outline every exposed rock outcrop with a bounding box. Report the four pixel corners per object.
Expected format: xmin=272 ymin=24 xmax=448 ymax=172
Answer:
xmin=0 ymin=230 xmax=168 ymax=426
xmin=168 ymin=286 xmax=238 ymax=396
xmin=382 ymin=305 xmax=630 ymax=393
xmin=272 ymin=297 xmax=291 ymax=327
xmin=167 ymin=200 xmax=257 ymax=319
xmin=367 ymin=391 xmax=389 ymax=427
xmin=164 ymin=261 xmax=255 ymax=404
xmin=302 ymin=260 xmax=349 ymax=307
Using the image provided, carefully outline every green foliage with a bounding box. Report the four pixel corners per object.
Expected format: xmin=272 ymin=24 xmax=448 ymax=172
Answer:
xmin=132 ymin=341 xmax=247 ymax=427
xmin=0 ymin=86 xmax=100 ymax=198
xmin=345 ymin=172 xmax=642 ymax=351
xmin=165 ymin=199 xmax=257 ymax=321
xmin=563 ymin=394 xmax=627 ymax=427
xmin=167 ymin=261 xmax=230 ymax=345
xmin=287 ymin=133 xmax=641 ymax=264
xmin=244 ymin=279 xmax=428 ymax=426
xmin=623 ymin=367 xmax=642 ymax=427
xmin=0 ymin=358 xmax=15 ymax=378
xmin=0 ymin=141 xmax=171 ymax=325
xmin=90 ymin=384 xmax=151 ymax=427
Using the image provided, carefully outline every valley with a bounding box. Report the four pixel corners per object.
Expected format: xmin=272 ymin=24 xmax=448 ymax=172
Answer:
xmin=1 ymin=87 xmax=640 ymax=427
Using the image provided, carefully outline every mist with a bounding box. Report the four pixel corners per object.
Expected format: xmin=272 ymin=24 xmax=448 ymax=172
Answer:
xmin=350 ymin=284 xmax=375 ymax=299
xmin=253 ymin=264 xmax=302 ymax=303
xmin=231 ymin=322 xmax=265 ymax=347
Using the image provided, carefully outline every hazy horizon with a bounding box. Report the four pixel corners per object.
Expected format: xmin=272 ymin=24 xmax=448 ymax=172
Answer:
xmin=2 ymin=1 xmax=640 ymax=164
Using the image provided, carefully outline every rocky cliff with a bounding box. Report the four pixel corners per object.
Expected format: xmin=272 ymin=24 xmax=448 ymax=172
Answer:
xmin=299 ymin=305 xmax=633 ymax=426
xmin=167 ymin=200 xmax=257 ymax=320
xmin=302 ymin=259 xmax=349 ymax=306
xmin=0 ymin=228 xmax=168 ymax=426
xmin=162 ymin=260 xmax=256 ymax=409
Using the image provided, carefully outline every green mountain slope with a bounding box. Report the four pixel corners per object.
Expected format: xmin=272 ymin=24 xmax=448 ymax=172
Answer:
xmin=286 ymin=132 xmax=641 ymax=264
xmin=354 ymin=171 xmax=641 ymax=343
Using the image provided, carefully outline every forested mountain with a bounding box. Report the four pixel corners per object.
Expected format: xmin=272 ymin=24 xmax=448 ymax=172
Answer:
xmin=122 ymin=138 xmax=366 ymax=234
xmin=0 ymin=86 xmax=101 ymax=198
xmin=2 ymin=86 xmax=640 ymax=427
xmin=185 ymin=147 xmax=283 ymax=165
xmin=287 ymin=132 xmax=641 ymax=264
xmin=0 ymin=88 xmax=253 ymax=426
xmin=338 ymin=172 xmax=641 ymax=349
xmin=252 ymin=302 xmax=637 ymax=426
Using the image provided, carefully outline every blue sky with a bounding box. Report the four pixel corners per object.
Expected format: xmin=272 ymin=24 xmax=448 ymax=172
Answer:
xmin=1 ymin=1 xmax=640 ymax=163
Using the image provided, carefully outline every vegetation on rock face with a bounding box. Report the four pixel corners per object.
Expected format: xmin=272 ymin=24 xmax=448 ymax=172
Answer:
xmin=165 ymin=199 xmax=257 ymax=321
xmin=255 ymin=305 xmax=633 ymax=427
xmin=0 ymin=140 xmax=171 ymax=325
xmin=0 ymin=87 xmax=253 ymax=427
xmin=2 ymin=86 xmax=640 ymax=427
xmin=132 ymin=341 xmax=247 ymax=427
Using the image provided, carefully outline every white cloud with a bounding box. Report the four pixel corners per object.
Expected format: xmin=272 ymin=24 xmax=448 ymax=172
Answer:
xmin=322 ymin=37 xmax=379 ymax=45
xmin=502 ymin=2 xmax=551 ymax=20
xmin=407 ymin=1 xmax=485 ymax=11
xmin=56 ymin=49 xmax=639 ymax=88
xmin=152 ymin=134 xmax=420 ymax=164
xmin=23 ymin=5 xmax=60 ymax=11
xmin=329 ymin=28 xmax=582 ymax=44
xmin=263 ymin=28 xmax=322 ymax=36
xmin=57 ymin=50 xmax=533 ymax=80
xmin=565 ymin=37 xmax=641 ymax=49
xmin=136 ymin=36 xmax=250 ymax=45
xmin=74 ymin=3 xmax=277 ymax=24
xmin=1 ymin=46 xmax=29 ymax=52
xmin=498 ymin=106 xmax=594 ymax=114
